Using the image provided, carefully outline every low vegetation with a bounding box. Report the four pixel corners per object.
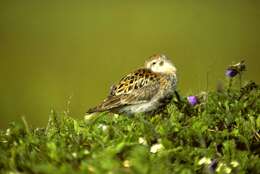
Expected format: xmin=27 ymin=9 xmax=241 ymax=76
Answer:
xmin=0 ymin=63 xmax=259 ymax=174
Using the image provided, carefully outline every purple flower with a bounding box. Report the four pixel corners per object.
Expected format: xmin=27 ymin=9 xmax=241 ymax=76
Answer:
xmin=225 ymin=69 xmax=238 ymax=78
xmin=187 ymin=96 xmax=198 ymax=106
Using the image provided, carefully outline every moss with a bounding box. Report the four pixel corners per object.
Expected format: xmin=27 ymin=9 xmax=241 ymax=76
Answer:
xmin=0 ymin=81 xmax=259 ymax=174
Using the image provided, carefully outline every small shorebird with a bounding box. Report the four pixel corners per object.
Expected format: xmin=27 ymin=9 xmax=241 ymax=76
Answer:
xmin=87 ymin=54 xmax=177 ymax=115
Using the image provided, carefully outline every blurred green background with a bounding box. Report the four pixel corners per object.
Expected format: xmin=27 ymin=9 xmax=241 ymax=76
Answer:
xmin=0 ymin=0 xmax=259 ymax=128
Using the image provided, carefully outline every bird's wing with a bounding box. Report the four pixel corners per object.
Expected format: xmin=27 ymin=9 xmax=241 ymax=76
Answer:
xmin=110 ymin=68 xmax=160 ymax=96
xmin=87 ymin=69 xmax=161 ymax=113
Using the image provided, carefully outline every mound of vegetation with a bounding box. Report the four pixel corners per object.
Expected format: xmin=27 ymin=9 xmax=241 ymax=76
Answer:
xmin=0 ymin=63 xmax=259 ymax=174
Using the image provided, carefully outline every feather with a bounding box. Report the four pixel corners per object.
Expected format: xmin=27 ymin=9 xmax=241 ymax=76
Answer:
xmin=86 ymin=54 xmax=177 ymax=115
xmin=87 ymin=69 xmax=161 ymax=113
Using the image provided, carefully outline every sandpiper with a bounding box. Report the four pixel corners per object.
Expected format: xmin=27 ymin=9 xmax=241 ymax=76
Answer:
xmin=87 ymin=54 xmax=177 ymax=115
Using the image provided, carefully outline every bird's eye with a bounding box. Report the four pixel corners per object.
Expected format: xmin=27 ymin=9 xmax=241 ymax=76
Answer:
xmin=159 ymin=61 xmax=164 ymax=66
xmin=152 ymin=62 xmax=156 ymax=65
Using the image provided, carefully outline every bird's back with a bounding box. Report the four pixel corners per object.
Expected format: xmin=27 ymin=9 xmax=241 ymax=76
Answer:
xmin=87 ymin=54 xmax=177 ymax=115
xmin=87 ymin=68 xmax=176 ymax=115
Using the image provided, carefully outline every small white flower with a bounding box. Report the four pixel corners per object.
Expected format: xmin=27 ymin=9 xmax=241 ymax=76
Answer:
xmin=88 ymin=165 xmax=95 ymax=172
xmin=123 ymin=160 xmax=131 ymax=168
xmin=98 ymin=124 xmax=108 ymax=131
xmin=216 ymin=162 xmax=232 ymax=173
xmin=72 ymin=152 xmax=77 ymax=158
xmin=6 ymin=129 xmax=10 ymax=136
xmin=114 ymin=114 xmax=119 ymax=119
xmin=224 ymin=167 xmax=232 ymax=174
xmin=84 ymin=114 xmax=94 ymax=121
xmin=198 ymin=157 xmax=212 ymax=165
xmin=150 ymin=143 xmax=164 ymax=153
xmin=230 ymin=161 xmax=239 ymax=167
xmin=102 ymin=125 xmax=108 ymax=131
xmin=138 ymin=137 xmax=147 ymax=145
xmin=216 ymin=162 xmax=224 ymax=172
xmin=84 ymin=149 xmax=90 ymax=155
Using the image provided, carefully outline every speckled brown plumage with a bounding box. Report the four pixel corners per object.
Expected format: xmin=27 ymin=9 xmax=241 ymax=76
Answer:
xmin=87 ymin=54 xmax=177 ymax=115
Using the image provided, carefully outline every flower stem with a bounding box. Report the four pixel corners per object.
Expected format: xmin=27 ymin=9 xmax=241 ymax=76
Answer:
xmin=228 ymin=78 xmax=233 ymax=94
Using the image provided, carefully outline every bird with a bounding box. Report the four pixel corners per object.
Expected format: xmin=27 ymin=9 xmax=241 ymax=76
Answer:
xmin=87 ymin=54 xmax=177 ymax=115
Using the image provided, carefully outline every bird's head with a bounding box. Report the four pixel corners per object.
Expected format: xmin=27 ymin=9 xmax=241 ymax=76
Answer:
xmin=145 ymin=54 xmax=177 ymax=76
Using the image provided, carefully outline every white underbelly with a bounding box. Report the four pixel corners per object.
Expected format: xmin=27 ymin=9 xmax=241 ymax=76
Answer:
xmin=119 ymin=85 xmax=175 ymax=115
xmin=120 ymin=100 xmax=159 ymax=114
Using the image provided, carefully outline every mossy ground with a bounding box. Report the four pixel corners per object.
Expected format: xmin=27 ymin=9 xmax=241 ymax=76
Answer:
xmin=0 ymin=80 xmax=259 ymax=174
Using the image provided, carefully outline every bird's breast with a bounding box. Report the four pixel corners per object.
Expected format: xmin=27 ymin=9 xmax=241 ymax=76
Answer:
xmin=159 ymin=75 xmax=176 ymax=93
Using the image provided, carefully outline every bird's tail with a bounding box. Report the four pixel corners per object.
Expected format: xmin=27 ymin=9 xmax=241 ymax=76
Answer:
xmin=86 ymin=107 xmax=101 ymax=114
xmin=86 ymin=96 xmax=122 ymax=114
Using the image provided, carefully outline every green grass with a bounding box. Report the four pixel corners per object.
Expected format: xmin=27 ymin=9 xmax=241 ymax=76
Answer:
xmin=0 ymin=79 xmax=259 ymax=174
